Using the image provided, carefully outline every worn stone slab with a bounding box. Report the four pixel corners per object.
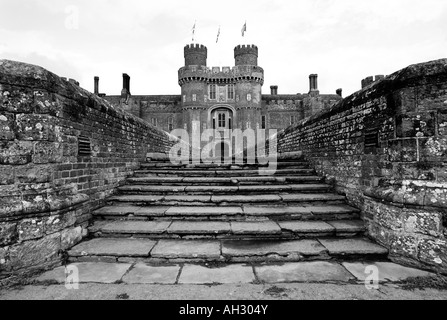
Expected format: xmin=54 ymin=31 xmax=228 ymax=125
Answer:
xmin=122 ymin=263 xmax=180 ymax=284
xmin=182 ymin=177 xmax=232 ymax=184
xmin=280 ymin=194 xmax=346 ymax=202
xmin=230 ymin=221 xmax=282 ymax=234
xmin=342 ymin=262 xmax=434 ymax=282
xmin=128 ymin=177 xmax=184 ymax=184
xmin=168 ymin=221 xmax=231 ymax=234
xmin=151 ymin=240 xmax=221 ymax=259
xmin=327 ymin=220 xmax=366 ymax=233
xmin=222 ymin=240 xmax=326 ymax=257
xmin=134 ymin=207 xmax=169 ymax=216
xmin=163 ymin=195 xmax=212 ymax=203
xmin=212 ymin=195 xmax=281 ymax=203
xmin=69 ymin=238 xmax=156 ymax=257
xmin=93 ymin=206 xmax=141 ymax=216
xmin=179 ymin=264 xmax=255 ymax=284
xmin=109 ymin=195 xmax=165 ymax=203
xmin=243 ymin=206 xmax=313 ymax=215
xmin=256 ymin=262 xmax=355 ymax=283
xmin=165 ymin=206 xmax=243 ymax=216
xmin=120 ymin=185 xmax=186 ymax=192
xmin=237 ymin=185 xmax=291 ymax=192
xmin=279 ymin=221 xmax=335 ymax=233
xmin=99 ymin=221 xmax=171 ymax=234
xmin=319 ymin=238 xmax=388 ymax=255
xmin=185 ymin=186 xmax=239 ymax=193
xmin=288 ymin=184 xmax=331 ymax=191
xmin=310 ymin=205 xmax=360 ymax=214
xmin=36 ymin=262 xmax=131 ymax=284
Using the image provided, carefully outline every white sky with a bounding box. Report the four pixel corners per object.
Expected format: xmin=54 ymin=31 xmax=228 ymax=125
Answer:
xmin=0 ymin=0 xmax=446 ymax=97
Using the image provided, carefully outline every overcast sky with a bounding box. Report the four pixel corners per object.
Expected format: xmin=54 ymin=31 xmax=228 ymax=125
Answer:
xmin=1 ymin=0 xmax=446 ymax=97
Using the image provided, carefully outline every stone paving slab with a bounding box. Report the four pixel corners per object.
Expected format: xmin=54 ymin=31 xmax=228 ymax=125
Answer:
xmin=109 ymin=195 xmax=165 ymax=203
xmin=179 ymin=264 xmax=255 ymax=284
xmin=212 ymin=195 xmax=282 ymax=203
xmin=222 ymin=240 xmax=327 ymax=257
xmin=185 ymin=186 xmax=239 ymax=192
xmin=165 ymin=206 xmax=243 ymax=216
xmin=122 ymin=263 xmax=180 ymax=284
xmin=281 ymin=194 xmax=346 ymax=202
xmin=342 ymin=262 xmax=434 ymax=282
xmin=310 ymin=205 xmax=360 ymax=214
xmin=327 ymin=220 xmax=365 ymax=233
xmin=288 ymin=184 xmax=331 ymax=191
xmin=36 ymin=263 xmax=131 ymax=284
xmin=230 ymin=221 xmax=282 ymax=234
xmin=134 ymin=207 xmax=170 ymax=216
xmin=237 ymin=185 xmax=291 ymax=192
xmin=319 ymin=238 xmax=388 ymax=255
xmin=163 ymin=195 xmax=212 ymax=203
xmin=151 ymin=240 xmax=221 ymax=259
xmin=168 ymin=221 xmax=231 ymax=234
xmin=279 ymin=221 xmax=335 ymax=233
xmin=93 ymin=206 xmax=141 ymax=216
xmin=99 ymin=221 xmax=171 ymax=234
xmin=120 ymin=186 xmax=186 ymax=192
xmin=243 ymin=206 xmax=313 ymax=215
xmin=69 ymin=238 xmax=157 ymax=257
xmin=256 ymin=261 xmax=355 ymax=283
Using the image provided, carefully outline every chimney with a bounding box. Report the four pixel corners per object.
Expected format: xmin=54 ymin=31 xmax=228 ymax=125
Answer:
xmin=336 ymin=88 xmax=343 ymax=97
xmin=94 ymin=76 xmax=99 ymax=95
xmin=309 ymin=74 xmax=319 ymax=95
xmin=270 ymin=85 xmax=278 ymax=95
xmin=121 ymin=73 xmax=130 ymax=96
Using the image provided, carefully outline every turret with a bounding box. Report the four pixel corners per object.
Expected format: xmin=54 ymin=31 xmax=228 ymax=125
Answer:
xmin=184 ymin=44 xmax=207 ymax=66
xmin=234 ymin=45 xmax=258 ymax=66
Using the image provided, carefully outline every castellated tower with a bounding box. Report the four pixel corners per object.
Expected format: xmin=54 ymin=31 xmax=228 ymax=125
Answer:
xmin=234 ymin=45 xmax=263 ymax=131
xmin=180 ymin=44 xmax=209 ymax=132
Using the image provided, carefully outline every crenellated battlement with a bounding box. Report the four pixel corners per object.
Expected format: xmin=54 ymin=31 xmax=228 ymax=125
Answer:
xmin=178 ymin=65 xmax=264 ymax=85
xmin=234 ymin=44 xmax=258 ymax=66
xmin=234 ymin=44 xmax=258 ymax=55
xmin=184 ymin=43 xmax=208 ymax=66
xmin=184 ymin=44 xmax=207 ymax=55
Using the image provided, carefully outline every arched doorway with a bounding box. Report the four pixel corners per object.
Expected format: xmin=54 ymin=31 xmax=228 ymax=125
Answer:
xmin=209 ymin=106 xmax=235 ymax=164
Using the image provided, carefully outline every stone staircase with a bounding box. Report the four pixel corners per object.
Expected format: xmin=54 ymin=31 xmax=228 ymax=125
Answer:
xmin=68 ymin=154 xmax=388 ymax=264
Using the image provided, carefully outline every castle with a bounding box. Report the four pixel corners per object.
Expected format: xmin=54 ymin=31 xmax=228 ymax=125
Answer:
xmin=98 ymin=44 xmax=342 ymax=135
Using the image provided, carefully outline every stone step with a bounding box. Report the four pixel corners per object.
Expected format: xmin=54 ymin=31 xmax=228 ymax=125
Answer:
xmin=92 ymin=204 xmax=360 ymax=221
xmin=126 ymin=176 xmax=324 ymax=186
xmin=117 ymin=184 xmax=332 ymax=195
xmin=133 ymin=168 xmax=316 ymax=177
xmin=140 ymin=161 xmax=311 ymax=170
xmin=89 ymin=220 xmax=366 ymax=240
xmin=68 ymin=237 xmax=388 ymax=264
xmin=107 ymin=193 xmax=347 ymax=206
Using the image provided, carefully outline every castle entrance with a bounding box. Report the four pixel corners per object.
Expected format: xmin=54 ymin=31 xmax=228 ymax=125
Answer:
xmin=210 ymin=106 xmax=234 ymax=163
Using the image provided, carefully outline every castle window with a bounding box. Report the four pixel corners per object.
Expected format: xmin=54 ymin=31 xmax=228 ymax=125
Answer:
xmin=247 ymin=94 xmax=252 ymax=102
xmin=209 ymin=85 xmax=217 ymax=100
xmin=261 ymin=116 xmax=266 ymax=129
xmin=290 ymin=115 xmax=297 ymax=125
xmin=183 ymin=95 xmax=186 ymax=103
xmin=152 ymin=118 xmax=158 ymax=127
xmin=228 ymin=85 xmax=234 ymax=100
xmin=192 ymin=94 xmax=197 ymax=102
xmin=218 ymin=113 xmax=226 ymax=128
xmin=168 ymin=118 xmax=174 ymax=131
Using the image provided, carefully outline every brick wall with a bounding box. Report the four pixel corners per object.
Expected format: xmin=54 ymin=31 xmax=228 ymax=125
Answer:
xmin=0 ymin=60 xmax=176 ymax=285
xmin=277 ymin=59 xmax=447 ymax=273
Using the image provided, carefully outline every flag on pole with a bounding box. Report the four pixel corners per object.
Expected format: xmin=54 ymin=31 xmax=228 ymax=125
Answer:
xmin=192 ymin=21 xmax=196 ymax=42
xmin=216 ymin=26 xmax=221 ymax=43
xmin=241 ymin=21 xmax=247 ymax=37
